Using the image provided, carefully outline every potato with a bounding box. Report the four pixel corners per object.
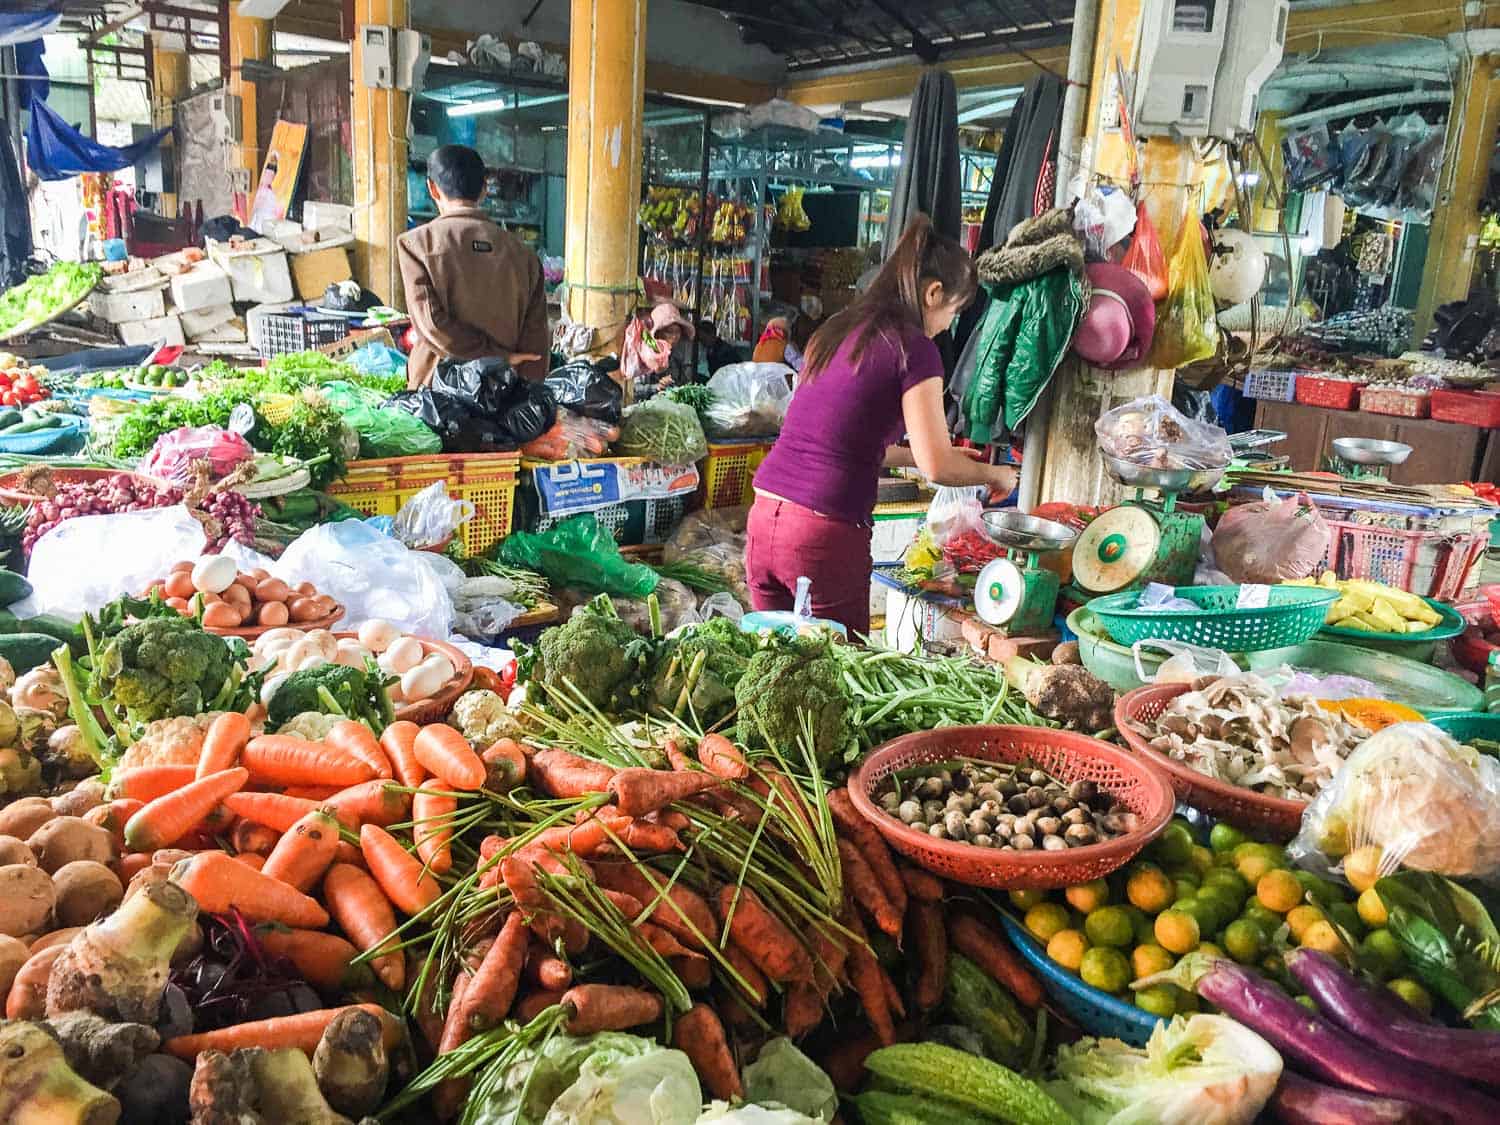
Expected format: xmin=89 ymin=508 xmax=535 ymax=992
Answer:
xmin=255 ymin=578 xmax=291 ymax=604
xmin=168 ymin=560 xmax=194 ymax=575
xmin=28 ymin=926 xmax=81 ymax=953
xmin=5 ymin=944 xmax=62 ymax=1019
xmin=0 ymin=864 xmax=54 ymax=937
xmin=49 ymin=778 xmax=106 ymax=819
xmin=163 ymin=572 xmax=195 ymax=600
xmin=0 ymin=934 xmax=28 ymax=998
xmin=0 ymin=797 xmax=54 ymax=840
xmin=27 ymin=816 xmax=114 ymax=874
xmin=166 ymin=597 xmax=191 ymax=614
xmin=257 ymin=601 xmax=290 ymax=627
xmin=51 ymin=861 xmax=123 ymax=927
xmin=0 ymin=837 xmax=35 ymax=868
xmin=288 ymin=597 xmax=323 ymax=623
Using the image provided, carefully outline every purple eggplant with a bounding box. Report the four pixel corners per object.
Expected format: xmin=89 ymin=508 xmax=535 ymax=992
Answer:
xmin=1271 ymin=1071 xmax=1424 ymax=1125
xmin=1287 ymin=948 xmax=1500 ymax=1085
xmin=1192 ymin=958 xmax=1500 ymax=1123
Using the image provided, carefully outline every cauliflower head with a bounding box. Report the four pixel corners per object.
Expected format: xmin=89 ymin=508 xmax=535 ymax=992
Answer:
xmin=96 ymin=616 xmax=240 ymax=723
xmin=275 ymin=711 xmax=343 ymax=741
xmin=448 ymin=689 xmax=522 ymax=748
xmin=118 ymin=712 xmax=222 ymax=770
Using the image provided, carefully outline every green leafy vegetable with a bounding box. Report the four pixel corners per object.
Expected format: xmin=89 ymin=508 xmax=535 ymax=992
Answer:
xmin=0 ymin=262 xmax=101 ymax=338
xmin=1377 ymin=871 xmax=1500 ymax=1030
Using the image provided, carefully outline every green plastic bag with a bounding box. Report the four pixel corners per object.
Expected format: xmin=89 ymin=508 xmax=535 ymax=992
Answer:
xmin=498 ymin=515 xmax=659 ymax=598
xmin=321 ymin=381 xmax=441 ymax=458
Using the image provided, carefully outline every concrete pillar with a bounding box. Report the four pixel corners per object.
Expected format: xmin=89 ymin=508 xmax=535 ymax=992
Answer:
xmin=351 ymin=0 xmax=410 ymax=306
xmin=227 ymin=2 xmax=270 ymax=216
xmin=563 ymin=0 xmax=647 ymax=351
xmin=150 ymin=37 xmax=189 ymax=214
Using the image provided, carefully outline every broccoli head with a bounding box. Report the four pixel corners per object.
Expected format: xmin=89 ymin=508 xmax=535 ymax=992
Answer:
xmin=267 ymin=663 xmax=394 ymax=732
xmin=95 ymin=616 xmax=244 ymax=724
xmin=649 ymin=617 xmax=756 ymax=725
xmin=531 ymin=595 xmax=656 ymax=713
xmin=734 ymin=635 xmax=852 ymax=766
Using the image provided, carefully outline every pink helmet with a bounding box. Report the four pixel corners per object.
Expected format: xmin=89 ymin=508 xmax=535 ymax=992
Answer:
xmin=1073 ymin=262 xmax=1156 ymax=371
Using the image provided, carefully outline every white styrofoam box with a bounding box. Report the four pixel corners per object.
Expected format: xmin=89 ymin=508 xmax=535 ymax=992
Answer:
xmin=97 ymin=266 xmax=164 ymax=294
xmin=207 ymin=239 xmax=294 ymax=304
xmin=871 ymin=512 xmax=925 ymax=566
xmin=89 ymin=286 xmax=166 ymax=325
xmin=303 ymin=201 xmax=354 ymax=235
xmin=169 ymin=263 xmax=232 ymax=314
xmin=262 ymin=219 xmax=303 ymax=244
xmin=180 ymin=304 xmax=235 ymax=338
xmin=118 ymin=314 xmax=185 ymax=348
xmin=192 ymin=319 xmax=248 ymax=344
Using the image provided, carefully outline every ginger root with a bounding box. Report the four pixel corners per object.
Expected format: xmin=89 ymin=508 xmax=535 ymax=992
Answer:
xmin=0 ymin=1019 xmax=120 ymax=1125
xmin=47 ymin=1010 xmax=159 ymax=1088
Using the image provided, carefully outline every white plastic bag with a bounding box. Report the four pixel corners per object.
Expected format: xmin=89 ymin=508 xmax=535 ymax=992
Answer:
xmin=393 ymin=480 xmax=474 ymax=549
xmin=272 ymin=520 xmax=454 ymax=639
xmin=15 ymin=505 xmax=207 ymax=621
xmin=704 ymin=363 xmax=794 ymax=439
xmin=1133 ymin=639 xmax=1240 ymax=685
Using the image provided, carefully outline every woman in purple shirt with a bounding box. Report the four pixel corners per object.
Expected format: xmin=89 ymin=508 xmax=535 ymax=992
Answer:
xmin=748 ymin=216 xmax=1018 ymax=635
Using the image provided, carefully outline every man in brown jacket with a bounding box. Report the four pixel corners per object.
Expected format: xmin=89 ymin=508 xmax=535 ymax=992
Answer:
xmin=398 ymin=144 xmax=549 ymax=388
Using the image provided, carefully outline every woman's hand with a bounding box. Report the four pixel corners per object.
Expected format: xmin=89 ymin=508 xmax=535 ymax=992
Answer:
xmin=986 ymin=464 xmax=1019 ymax=500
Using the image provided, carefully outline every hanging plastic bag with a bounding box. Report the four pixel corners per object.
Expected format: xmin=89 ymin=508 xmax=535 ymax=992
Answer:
xmin=703 ymin=363 xmax=794 ymax=439
xmin=1148 ymin=216 xmax=1218 ymax=370
xmin=1096 ymin=394 xmax=1233 ymax=470
xmin=392 ymin=480 xmax=474 ymax=549
xmin=498 ymin=514 xmax=660 ymax=598
xmin=926 ymin=485 xmax=999 ymax=572
xmin=1121 ymin=199 xmax=1168 ymax=302
xmin=1212 ymin=491 xmax=1331 ymax=584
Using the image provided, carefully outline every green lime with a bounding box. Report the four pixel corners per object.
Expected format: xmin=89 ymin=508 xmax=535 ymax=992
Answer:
xmin=1196 ymin=889 xmax=1240 ymax=930
xmin=1173 ymin=876 xmax=1201 ymax=903
xmin=1387 ymin=978 xmax=1434 ymax=1017
xmin=1066 ymin=879 xmax=1112 ymax=915
xmin=1210 ymin=823 xmax=1247 ymax=853
xmin=1134 ymin=985 xmax=1178 ymax=1018
xmin=1188 ymin=844 xmax=1215 ymax=877
xmin=1358 ymin=929 xmax=1404 ymax=980
xmin=1084 ymin=905 xmax=1135 ymax=949
xmin=1224 ymin=918 xmax=1268 ymax=964
xmin=1240 ymin=903 xmax=1284 ymax=934
xmin=1009 ymin=889 xmax=1046 ymax=911
xmin=1174 ymin=897 xmax=1220 ymax=936
xmin=1024 ymin=902 xmax=1072 ymax=943
xmin=1152 ymin=820 xmax=1196 ymax=867
xmin=1131 ymin=943 xmax=1175 ymax=981
xmin=1154 ymin=909 xmax=1201 ymax=955
xmin=1294 ymin=870 xmax=1343 ymax=907
xmin=1175 ymin=987 xmax=1200 ymax=1013
xmin=1202 ymin=868 xmax=1250 ymax=903
xmin=1123 ymin=904 xmax=1156 ymax=945
xmin=1125 ymin=864 xmax=1176 ymax=914
xmin=1079 ymin=946 xmax=1132 ymax=994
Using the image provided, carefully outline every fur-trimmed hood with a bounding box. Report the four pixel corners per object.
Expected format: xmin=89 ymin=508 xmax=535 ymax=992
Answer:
xmin=976 ymin=207 xmax=1085 ymax=286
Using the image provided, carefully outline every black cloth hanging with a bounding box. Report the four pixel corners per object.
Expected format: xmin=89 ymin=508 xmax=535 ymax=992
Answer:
xmin=0 ymin=125 xmax=31 ymax=289
xmin=883 ymin=67 xmax=962 ymax=255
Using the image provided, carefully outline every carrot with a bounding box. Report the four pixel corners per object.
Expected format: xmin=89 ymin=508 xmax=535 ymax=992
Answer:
xmin=716 ymin=884 xmax=813 ymax=983
xmin=663 ymin=739 xmax=694 ymax=772
xmin=261 ymin=808 xmax=341 ymax=892
xmin=880 ymin=961 xmax=906 ymax=1019
xmin=109 ymin=765 xmax=196 ymax=804
xmin=948 ymin=914 xmax=1043 ymax=1008
xmin=697 ymin=732 xmax=749 ymax=780
xmin=845 ymin=915 xmax=894 ymax=1046
xmin=829 ymin=788 xmax=907 ymax=917
xmin=809 ymin=925 xmax=849 ymax=999
xmin=222 ymin=791 xmax=323 ymax=833
xmin=531 ymin=913 xmax=588 ymax=956
xmin=326 ymin=718 xmax=393 ymax=780
xmin=636 ymin=921 xmax=693 ymax=960
xmin=452 ymin=911 xmax=529 ymax=1037
xmin=6 ymin=946 xmax=64 ymax=1019
xmin=647 ymin=808 xmax=691 ymax=832
xmin=230 ymin=818 xmax=281 ymax=857
xmin=608 ymin=767 xmax=723 ymax=817
xmin=413 ymin=781 xmax=457 ymax=874
xmin=528 ymin=747 xmax=616 ymax=798
xmin=561 ymin=984 xmax=663 ymax=1035
xmin=413 ymin=724 xmax=485 ymax=791
xmin=116 ymin=851 xmax=152 ymax=884
xmin=323 ymin=779 xmax=410 ymax=828
xmin=236 ymin=853 xmax=266 ymax=870
xmin=171 ymin=851 xmax=329 ymax=928
xmin=594 ymin=862 xmax=717 ymax=951
xmin=822 ymin=1027 xmax=896 ymax=1094
xmin=163 ymin=1004 xmax=401 ymax=1059
xmin=124 ymin=766 xmax=249 ymax=852
xmin=836 ymin=837 xmax=901 ymax=940
xmin=674 ymin=1003 xmax=742 ymax=1101
xmin=722 ymin=942 xmax=768 ymax=1007
xmin=899 ymin=865 xmax=944 ymax=903
xmin=523 ymin=942 xmax=573 ymax=991
xmin=610 ymin=819 xmax=684 ymax=853
xmin=600 ymin=888 xmax=644 ymax=917
xmin=784 ymin=982 xmax=824 ymax=1038
xmin=360 ymin=823 xmax=441 ymax=916
xmin=527 ymin=813 xmax=618 ymax=859
xmin=501 ymin=855 xmax=546 ymax=913
xmin=378 ymin=720 xmax=427 ymax=788
xmin=281 ymin=784 xmax=345 ymax=801
xmin=513 ymin=988 xmax=566 ymax=1023
xmin=244 ymin=735 xmax=375 ymax=788
xmin=257 ymin=927 xmax=366 ymax=991
xmin=481 ymin=738 xmax=526 ymax=792
xmin=436 ymin=972 xmax=471 ymax=1054
xmin=196 ymin=711 xmax=252 ymax=779
xmin=322 ymin=862 xmax=404 ymax=990
xmin=909 ymin=901 xmax=947 ymax=1011
xmin=671 ymin=952 xmax=712 ymax=991
xmin=85 ymin=798 xmax=143 ymax=851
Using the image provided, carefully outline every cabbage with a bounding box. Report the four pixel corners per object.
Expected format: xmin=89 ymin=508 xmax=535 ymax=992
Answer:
xmin=544 ymin=1036 xmax=699 ymax=1125
xmin=697 ymin=1104 xmax=821 ymax=1124
xmin=1048 ymin=1014 xmax=1282 ymax=1125
xmin=740 ymin=1039 xmax=836 ymax=1123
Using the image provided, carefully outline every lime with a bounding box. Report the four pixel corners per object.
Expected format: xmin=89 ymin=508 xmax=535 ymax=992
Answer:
xmin=1357 ymin=887 xmax=1388 ymax=928
xmin=1173 ymin=897 xmax=1220 ymax=936
xmin=1123 ymin=904 xmax=1156 ymax=945
xmin=1084 ymin=905 xmax=1135 ymax=949
xmin=1066 ymin=879 xmax=1111 ymax=915
xmin=1294 ymin=870 xmax=1343 ymax=907
xmin=1387 ymin=977 xmax=1434 ymax=1017
xmin=1173 ymin=876 xmax=1201 ymax=903
xmin=1154 ymin=909 xmax=1201 ymax=955
xmin=1047 ymin=929 xmax=1090 ymax=972
xmin=1025 ymin=902 xmax=1072 ymax=943
xmin=1202 ymin=868 xmax=1250 ymax=903
xmin=1009 ymin=889 xmax=1046 ymax=911
xmin=1235 ymin=850 xmax=1278 ymax=887
xmin=1210 ymin=823 xmax=1247 ymax=854
xmin=1125 ymin=865 xmax=1176 ymax=915
xmin=1175 ymin=988 xmax=1200 ymax=1013
xmin=1195 ymin=889 xmax=1240 ymax=931
xmin=1152 ymin=820 xmax=1196 ymax=867
xmin=1079 ymin=946 xmax=1132 ymax=994
xmin=1256 ymin=869 xmax=1305 ymax=914
xmin=1343 ymin=845 xmax=1385 ymax=893
xmin=1224 ymin=918 xmax=1268 ymax=964
xmin=1301 ymin=920 xmax=1350 ymax=960
xmin=1358 ymin=928 xmax=1404 ymax=980
xmin=1197 ymin=941 xmax=1226 ymax=961
xmin=1132 ymin=943 xmax=1175 ymax=981
xmin=1135 ymin=985 xmax=1178 ymax=1018
xmin=1240 ymin=902 xmax=1284 ymax=934
xmin=1188 ymin=844 xmax=1215 ymax=877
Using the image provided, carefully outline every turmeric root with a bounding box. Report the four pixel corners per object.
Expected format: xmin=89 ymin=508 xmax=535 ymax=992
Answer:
xmin=0 ymin=1019 xmax=120 ymax=1125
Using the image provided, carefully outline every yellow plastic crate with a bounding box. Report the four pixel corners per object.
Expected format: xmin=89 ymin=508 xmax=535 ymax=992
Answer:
xmin=327 ymin=452 xmax=520 ymax=557
xmin=700 ymin=440 xmax=773 ymax=510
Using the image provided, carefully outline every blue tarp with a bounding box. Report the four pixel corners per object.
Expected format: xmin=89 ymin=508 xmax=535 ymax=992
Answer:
xmin=24 ymin=98 xmax=171 ymax=182
xmin=0 ymin=13 xmax=61 ymax=48
xmin=15 ymin=38 xmax=48 ymax=111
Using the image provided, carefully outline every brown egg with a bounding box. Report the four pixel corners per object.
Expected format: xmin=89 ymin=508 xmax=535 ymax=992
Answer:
xmin=257 ymin=602 xmax=290 ymax=627
xmin=254 ymin=578 xmax=291 ymax=604
xmin=164 ymin=597 xmax=191 ymax=615
xmin=163 ymin=572 xmax=195 ymax=600
xmin=202 ymin=602 xmax=244 ymax=629
xmin=287 ymin=597 xmax=323 ymax=623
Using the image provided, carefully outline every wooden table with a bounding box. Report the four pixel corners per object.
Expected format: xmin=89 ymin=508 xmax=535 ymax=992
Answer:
xmin=1253 ymin=400 xmax=1498 ymax=484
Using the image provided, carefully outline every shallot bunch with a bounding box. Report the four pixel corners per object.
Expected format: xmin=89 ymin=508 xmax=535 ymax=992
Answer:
xmin=22 ymin=474 xmax=183 ymax=554
xmin=199 ymin=489 xmax=261 ymax=551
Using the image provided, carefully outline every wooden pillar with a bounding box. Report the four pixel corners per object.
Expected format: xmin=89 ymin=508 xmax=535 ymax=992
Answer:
xmin=351 ymin=0 xmax=410 ymax=307
xmin=227 ymin=2 xmax=269 ymax=217
xmin=564 ymin=0 xmax=647 ymax=352
xmin=150 ymin=37 xmax=189 ymax=214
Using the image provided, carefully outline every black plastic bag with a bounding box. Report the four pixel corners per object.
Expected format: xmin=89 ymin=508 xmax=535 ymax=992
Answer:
xmin=544 ymin=358 xmax=624 ymax=425
xmin=432 ymin=355 xmax=527 ymax=419
xmin=387 ymin=378 xmax=556 ymax=453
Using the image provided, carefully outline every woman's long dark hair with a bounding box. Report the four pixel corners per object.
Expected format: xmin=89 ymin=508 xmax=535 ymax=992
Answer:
xmin=800 ymin=214 xmax=977 ymax=381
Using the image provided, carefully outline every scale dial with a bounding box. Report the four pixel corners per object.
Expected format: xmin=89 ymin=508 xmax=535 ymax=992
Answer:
xmin=1072 ymin=506 xmax=1161 ymax=593
xmin=974 ymin=558 xmax=1024 ymax=625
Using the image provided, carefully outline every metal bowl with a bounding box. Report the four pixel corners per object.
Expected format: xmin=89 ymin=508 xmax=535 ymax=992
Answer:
xmin=1102 ymin=451 xmax=1227 ymax=493
xmin=981 ymin=510 xmax=1078 ymax=552
xmin=1331 ymin=437 xmax=1412 ymax=466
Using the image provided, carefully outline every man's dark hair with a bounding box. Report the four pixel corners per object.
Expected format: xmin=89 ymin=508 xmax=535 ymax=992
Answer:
xmin=428 ymin=144 xmax=486 ymax=202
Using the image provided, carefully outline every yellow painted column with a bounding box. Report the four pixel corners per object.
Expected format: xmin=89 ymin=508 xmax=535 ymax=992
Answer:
xmin=227 ymin=2 xmax=270 ymax=215
xmin=351 ymin=0 xmax=410 ymax=308
xmin=564 ymin=0 xmax=647 ymax=352
xmin=150 ymin=38 xmax=189 ymax=214
xmin=1416 ymin=52 xmax=1500 ymax=337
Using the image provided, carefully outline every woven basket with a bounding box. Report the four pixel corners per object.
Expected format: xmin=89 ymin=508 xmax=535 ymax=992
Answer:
xmin=847 ymin=725 xmax=1176 ymax=890
xmin=1088 ymin=586 xmax=1337 ymax=652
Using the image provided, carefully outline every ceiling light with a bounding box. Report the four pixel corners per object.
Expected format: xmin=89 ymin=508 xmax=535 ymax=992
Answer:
xmin=448 ymin=93 xmax=567 ymax=118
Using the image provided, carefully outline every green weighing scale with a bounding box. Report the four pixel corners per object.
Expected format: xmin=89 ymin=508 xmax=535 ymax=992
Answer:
xmin=1070 ymin=453 xmax=1229 ymax=596
xmin=973 ymin=511 xmax=1078 ymax=634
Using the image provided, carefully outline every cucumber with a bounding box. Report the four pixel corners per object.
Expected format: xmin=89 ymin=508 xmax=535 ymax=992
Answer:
xmin=0 ymin=609 xmax=19 ymax=635
xmin=17 ymin=613 xmax=84 ymax=656
xmin=0 ymin=569 xmax=32 ymax=607
xmin=3 ymin=416 xmax=60 ymax=434
xmin=0 ymin=633 xmax=64 ymax=674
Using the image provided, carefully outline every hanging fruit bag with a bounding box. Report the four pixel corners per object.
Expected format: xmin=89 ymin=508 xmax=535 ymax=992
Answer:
xmin=1148 ymin=211 xmax=1218 ymax=369
xmin=1121 ymin=199 xmax=1168 ymax=302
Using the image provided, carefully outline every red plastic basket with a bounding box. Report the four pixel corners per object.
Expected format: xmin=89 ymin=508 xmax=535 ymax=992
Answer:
xmin=1360 ymin=385 xmax=1430 ymax=419
xmin=1431 ymin=389 xmax=1500 ymax=428
xmin=0 ymin=468 xmax=159 ymax=506
xmin=1295 ymin=375 xmax=1364 ymax=410
xmin=1319 ymin=520 xmax=1488 ymax=602
xmin=1115 ymin=684 xmax=1305 ymax=839
xmin=847 ymin=725 xmax=1175 ymax=890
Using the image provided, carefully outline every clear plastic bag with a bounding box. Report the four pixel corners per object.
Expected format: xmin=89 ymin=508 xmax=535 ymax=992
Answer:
xmin=703 ymin=363 xmax=795 ymax=439
xmin=140 ymin=425 xmax=254 ymax=486
xmin=1096 ymin=394 xmax=1232 ymax=470
xmin=271 ymin=519 xmax=454 ymax=639
xmin=925 ymin=485 xmax=999 ymax=572
xmin=1148 ymin=216 xmax=1218 ymax=369
xmin=521 ymin=408 xmax=620 ymax=461
xmin=1121 ymin=199 xmax=1168 ymax=302
xmin=612 ymin=578 xmax=699 ymax=634
xmin=498 ymin=514 xmax=659 ymax=598
xmin=392 ymin=480 xmax=474 ymax=549
xmin=617 ymin=397 xmax=708 ymax=465
xmin=1289 ymin=722 xmax=1500 ymax=883
xmin=1212 ymin=491 xmax=1330 ymax=584
xmin=1133 ymin=639 xmax=1240 ymax=685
